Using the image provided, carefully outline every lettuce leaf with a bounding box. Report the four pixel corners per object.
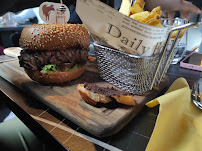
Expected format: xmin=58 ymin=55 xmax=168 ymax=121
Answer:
xmin=42 ymin=64 xmax=60 ymax=73
xmin=65 ymin=64 xmax=79 ymax=71
xmin=42 ymin=64 xmax=79 ymax=73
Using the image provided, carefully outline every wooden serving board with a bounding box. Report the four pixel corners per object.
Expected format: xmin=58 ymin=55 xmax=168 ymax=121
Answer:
xmin=0 ymin=59 xmax=168 ymax=137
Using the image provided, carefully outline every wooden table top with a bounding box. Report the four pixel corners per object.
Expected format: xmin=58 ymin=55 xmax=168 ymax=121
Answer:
xmin=0 ymin=52 xmax=201 ymax=151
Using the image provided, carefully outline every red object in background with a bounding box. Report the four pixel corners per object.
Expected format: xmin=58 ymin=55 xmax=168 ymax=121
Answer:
xmin=0 ymin=46 xmax=5 ymax=55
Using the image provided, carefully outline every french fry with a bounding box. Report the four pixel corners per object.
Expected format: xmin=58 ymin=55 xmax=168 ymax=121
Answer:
xmin=130 ymin=4 xmax=143 ymax=14
xmin=88 ymin=56 xmax=96 ymax=61
xmin=133 ymin=0 xmax=145 ymax=9
xmin=144 ymin=14 xmax=161 ymax=26
xmin=130 ymin=11 xmax=150 ymax=23
xmin=146 ymin=17 xmax=161 ymax=26
xmin=141 ymin=6 xmax=162 ymax=23
xmin=155 ymin=22 xmax=164 ymax=27
xmin=119 ymin=0 xmax=163 ymax=27
xmin=119 ymin=0 xmax=131 ymax=16
xmin=170 ymin=28 xmax=187 ymax=38
xmin=151 ymin=6 xmax=162 ymax=14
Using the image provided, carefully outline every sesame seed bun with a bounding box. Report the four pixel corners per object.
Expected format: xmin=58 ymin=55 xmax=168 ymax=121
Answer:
xmin=25 ymin=64 xmax=86 ymax=84
xmin=19 ymin=24 xmax=91 ymax=51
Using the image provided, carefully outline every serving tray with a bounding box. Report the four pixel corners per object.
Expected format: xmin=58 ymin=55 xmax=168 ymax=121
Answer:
xmin=0 ymin=57 xmax=168 ymax=137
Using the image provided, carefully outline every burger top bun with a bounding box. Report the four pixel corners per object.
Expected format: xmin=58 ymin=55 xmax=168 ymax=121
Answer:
xmin=19 ymin=24 xmax=91 ymax=51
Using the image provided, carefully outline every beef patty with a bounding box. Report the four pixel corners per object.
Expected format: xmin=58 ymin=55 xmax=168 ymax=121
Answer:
xmin=18 ymin=48 xmax=89 ymax=71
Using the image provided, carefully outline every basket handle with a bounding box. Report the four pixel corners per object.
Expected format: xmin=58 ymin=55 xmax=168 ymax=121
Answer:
xmin=150 ymin=21 xmax=202 ymax=90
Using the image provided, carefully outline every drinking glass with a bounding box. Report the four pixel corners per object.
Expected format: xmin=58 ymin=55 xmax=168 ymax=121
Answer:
xmin=2 ymin=12 xmax=17 ymax=27
xmin=162 ymin=18 xmax=188 ymax=64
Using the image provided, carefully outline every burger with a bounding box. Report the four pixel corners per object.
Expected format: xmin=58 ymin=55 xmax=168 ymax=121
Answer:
xmin=18 ymin=24 xmax=91 ymax=84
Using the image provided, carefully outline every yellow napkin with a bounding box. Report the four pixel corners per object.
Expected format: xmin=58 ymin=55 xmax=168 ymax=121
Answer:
xmin=145 ymin=78 xmax=202 ymax=151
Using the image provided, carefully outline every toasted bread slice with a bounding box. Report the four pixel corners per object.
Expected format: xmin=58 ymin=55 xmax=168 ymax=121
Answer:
xmin=77 ymin=83 xmax=136 ymax=106
xmin=77 ymin=84 xmax=112 ymax=106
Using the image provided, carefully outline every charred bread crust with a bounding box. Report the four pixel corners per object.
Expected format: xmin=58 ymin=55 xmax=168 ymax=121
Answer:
xmin=111 ymin=95 xmax=136 ymax=106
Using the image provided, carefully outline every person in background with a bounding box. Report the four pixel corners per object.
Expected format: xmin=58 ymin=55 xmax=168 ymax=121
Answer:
xmin=144 ymin=0 xmax=201 ymax=22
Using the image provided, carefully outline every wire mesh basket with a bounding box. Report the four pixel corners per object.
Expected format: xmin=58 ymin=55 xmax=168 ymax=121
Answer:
xmin=93 ymin=22 xmax=202 ymax=95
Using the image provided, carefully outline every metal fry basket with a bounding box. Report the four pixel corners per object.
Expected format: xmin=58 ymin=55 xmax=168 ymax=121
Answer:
xmin=93 ymin=22 xmax=202 ymax=95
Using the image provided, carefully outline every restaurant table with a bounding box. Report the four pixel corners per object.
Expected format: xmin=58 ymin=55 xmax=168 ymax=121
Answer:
xmin=0 ymin=52 xmax=201 ymax=151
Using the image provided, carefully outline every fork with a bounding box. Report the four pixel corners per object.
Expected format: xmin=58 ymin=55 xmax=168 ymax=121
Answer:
xmin=191 ymin=82 xmax=202 ymax=109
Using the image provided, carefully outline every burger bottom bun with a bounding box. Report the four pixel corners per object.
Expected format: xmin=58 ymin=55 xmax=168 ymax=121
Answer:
xmin=25 ymin=64 xmax=86 ymax=84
